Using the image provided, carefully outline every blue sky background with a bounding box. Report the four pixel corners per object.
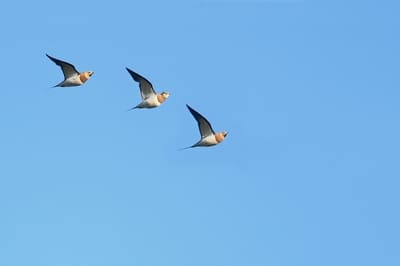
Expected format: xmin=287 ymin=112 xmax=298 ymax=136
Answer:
xmin=0 ymin=0 xmax=399 ymax=265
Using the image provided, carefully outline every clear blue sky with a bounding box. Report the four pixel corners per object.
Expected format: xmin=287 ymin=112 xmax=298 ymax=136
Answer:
xmin=0 ymin=0 xmax=399 ymax=265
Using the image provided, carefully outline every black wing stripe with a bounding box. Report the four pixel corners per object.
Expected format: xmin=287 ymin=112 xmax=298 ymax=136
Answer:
xmin=46 ymin=54 xmax=79 ymax=73
xmin=125 ymin=67 xmax=156 ymax=98
xmin=186 ymin=104 xmax=215 ymax=137
xmin=125 ymin=68 xmax=154 ymax=88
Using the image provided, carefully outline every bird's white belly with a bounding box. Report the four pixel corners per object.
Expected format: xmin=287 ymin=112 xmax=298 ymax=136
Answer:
xmin=201 ymin=135 xmax=218 ymax=146
xmin=144 ymin=95 xmax=160 ymax=107
xmin=63 ymin=75 xmax=82 ymax=86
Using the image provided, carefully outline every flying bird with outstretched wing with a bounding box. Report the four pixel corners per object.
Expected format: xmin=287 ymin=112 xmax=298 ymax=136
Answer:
xmin=183 ymin=104 xmax=228 ymax=149
xmin=126 ymin=67 xmax=170 ymax=110
xmin=46 ymin=54 xmax=93 ymax=87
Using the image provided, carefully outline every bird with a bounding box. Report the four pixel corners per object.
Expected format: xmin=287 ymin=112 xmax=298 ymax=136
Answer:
xmin=46 ymin=54 xmax=94 ymax=87
xmin=126 ymin=67 xmax=170 ymax=110
xmin=184 ymin=104 xmax=228 ymax=149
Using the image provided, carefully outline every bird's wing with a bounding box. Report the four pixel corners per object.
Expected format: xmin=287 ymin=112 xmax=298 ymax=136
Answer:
xmin=126 ymin=67 xmax=156 ymax=100
xmin=46 ymin=54 xmax=79 ymax=79
xmin=186 ymin=104 xmax=215 ymax=138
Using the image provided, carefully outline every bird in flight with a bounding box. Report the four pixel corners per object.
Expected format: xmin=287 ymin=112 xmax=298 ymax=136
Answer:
xmin=126 ymin=67 xmax=170 ymax=110
xmin=46 ymin=54 xmax=93 ymax=87
xmin=184 ymin=104 xmax=228 ymax=149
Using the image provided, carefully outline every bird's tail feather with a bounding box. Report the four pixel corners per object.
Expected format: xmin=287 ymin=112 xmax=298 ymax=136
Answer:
xmin=127 ymin=106 xmax=139 ymax=111
xmin=178 ymin=143 xmax=198 ymax=151
xmin=51 ymin=81 xmax=64 ymax=88
xmin=178 ymin=146 xmax=193 ymax=151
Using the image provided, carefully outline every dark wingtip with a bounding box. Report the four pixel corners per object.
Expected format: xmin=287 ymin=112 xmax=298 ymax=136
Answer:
xmin=125 ymin=67 xmax=139 ymax=82
xmin=46 ymin=54 xmax=57 ymax=63
xmin=186 ymin=104 xmax=199 ymax=117
xmin=186 ymin=104 xmax=194 ymax=111
xmin=126 ymin=67 xmax=136 ymax=75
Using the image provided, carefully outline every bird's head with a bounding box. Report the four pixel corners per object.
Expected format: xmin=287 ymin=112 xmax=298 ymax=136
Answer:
xmin=161 ymin=91 xmax=170 ymax=99
xmin=79 ymin=71 xmax=94 ymax=83
xmin=156 ymin=92 xmax=170 ymax=104
xmin=215 ymin=131 xmax=228 ymax=143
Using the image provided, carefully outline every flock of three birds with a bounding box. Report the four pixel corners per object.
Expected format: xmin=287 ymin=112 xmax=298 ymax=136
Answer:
xmin=46 ymin=54 xmax=228 ymax=149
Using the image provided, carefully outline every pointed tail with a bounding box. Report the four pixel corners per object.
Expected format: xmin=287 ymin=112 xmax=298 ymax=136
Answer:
xmin=178 ymin=146 xmax=192 ymax=151
xmin=178 ymin=143 xmax=198 ymax=151
xmin=51 ymin=81 xmax=64 ymax=88
xmin=126 ymin=106 xmax=138 ymax=111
